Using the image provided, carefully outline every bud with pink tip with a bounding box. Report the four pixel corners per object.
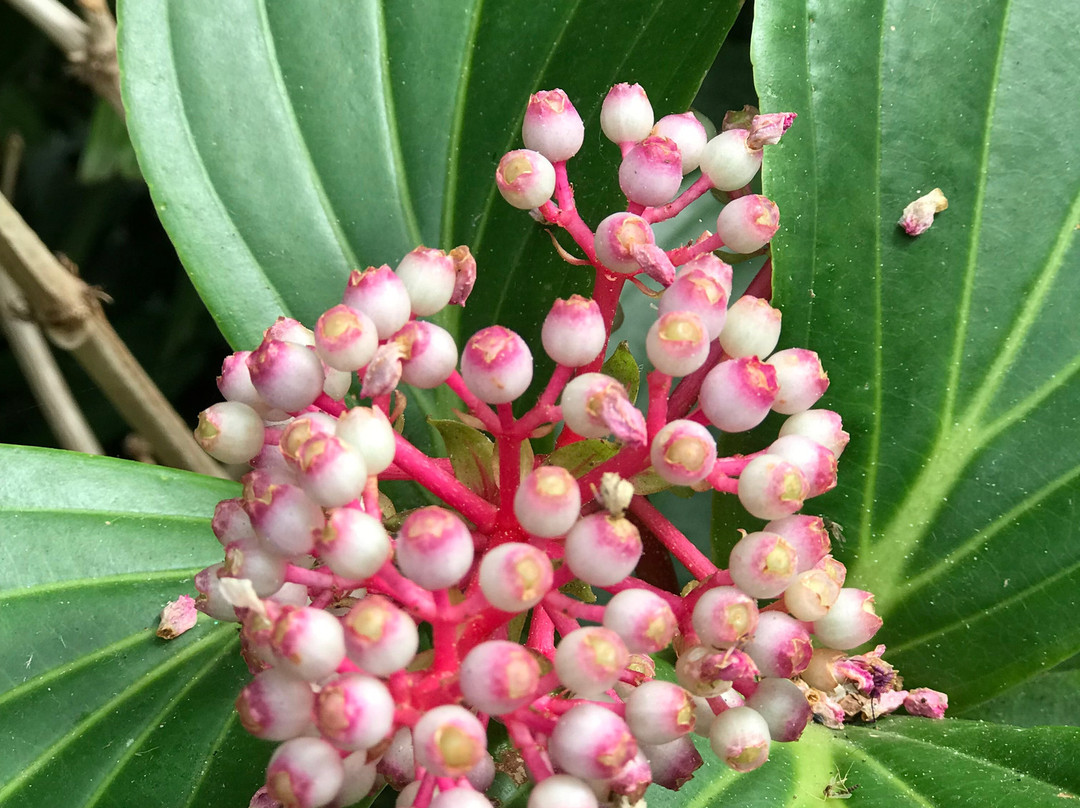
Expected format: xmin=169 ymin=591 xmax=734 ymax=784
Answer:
xmin=376 ymin=727 xmax=415 ymax=791
xmin=698 ymin=357 xmax=779 ymax=433
xmin=646 ymin=311 xmax=710 ymax=377
xmin=904 ymin=688 xmax=949 ymax=719
xmin=619 ymin=136 xmax=682 ymax=206
xmin=766 ymin=348 xmax=830 ymax=414
xmin=430 ymin=789 xmax=494 ymax=808
xmin=630 ymin=241 xmax=678 ymax=286
xmin=745 ymin=677 xmax=811 ymax=741
xmin=343 ymin=265 xmax=412 ymax=340
xmin=650 ymin=419 xmax=717 ymax=486
xmin=763 ymin=514 xmax=831 ymax=572
xmin=737 ymin=454 xmax=809 ymax=520
xmin=728 ymin=530 xmax=799 ymax=599
xmin=779 ymin=409 xmax=850 ymax=458
xmin=719 ymin=295 xmax=782 ymax=358
xmin=658 ymin=255 xmax=732 ymax=339
xmin=675 ymin=645 xmax=753 ymax=697
xmin=603 ymin=588 xmax=678 ymax=654
xmin=243 ymin=477 xmax=325 ymax=556
xmin=293 ymin=434 xmax=368 ymax=508
xmin=413 ymin=705 xmax=487 ymax=778
xmin=314 ymin=673 xmax=395 ymax=750
xmin=514 ymin=465 xmax=581 ymax=537
xmin=396 ymin=506 xmax=474 ymax=591
xmin=279 ymin=411 xmax=338 ymax=463
xmin=236 ymin=667 xmax=315 ymax=741
xmin=608 ymin=748 xmax=653 ymax=802
xmin=691 ymin=585 xmax=759 ymax=648
xmin=496 ymin=149 xmax=556 ymax=210
xmin=449 ymin=245 xmax=477 ymax=306
xmin=219 ymin=350 xmax=284 ymax=418
xmin=527 ymin=775 xmax=598 ymax=808
xmin=652 ymin=112 xmax=708 ymax=173
xmin=213 ymin=498 xmax=257 ymax=547
xmin=343 ymin=595 xmax=419 ymax=675
xmin=783 ymin=567 xmax=841 ymax=622
xmin=314 ymin=304 xmax=378 ymax=371
xmin=316 ymin=508 xmax=391 ymax=581
xmin=555 ymin=626 xmax=629 ymax=698
xmin=593 ymin=212 xmax=655 ymax=274
xmin=266 ymin=737 xmax=345 ymax=808
xmin=600 ymin=82 xmax=654 ymax=145
xmin=193 ymin=563 xmax=239 ymax=622
xmin=460 ymin=640 xmax=541 ymax=715
xmin=222 ymin=541 xmax=287 ymax=597
xmin=460 ymin=326 xmax=534 ymax=404
xmin=746 ymin=112 xmax=797 ymax=149
xmin=640 ymin=736 xmax=704 ymax=790
xmin=541 ymin=295 xmax=606 ymax=367
xmin=195 ymin=401 xmax=265 ymax=464
xmin=716 ymin=194 xmax=780 ymax=253
xmin=560 ymin=372 xmax=647 ymax=446
xmin=336 ymin=406 xmax=396 ymax=474
xmin=815 ymin=554 xmax=848 ymax=589
xmin=247 ymin=338 xmax=326 ymax=413
xmin=565 ymin=513 xmax=643 ymax=587
xmin=768 ymin=434 xmax=838 ymax=498
xmin=625 ymin=680 xmax=696 ymax=744
xmin=271 ymin=606 xmax=347 ymax=682
xmin=331 ymin=753 xmax=379 ymax=808
xmin=359 ymin=343 xmax=404 ymax=398
xmin=812 ymin=588 xmax=883 ymax=649
xmin=395 ymin=246 xmax=457 ymax=317
xmin=523 ymin=89 xmax=585 ymax=162
xmin=478 ymin=541 xmax=553 ymax=612
xmin=550 ymin=703 xmax=638 ymax=780
xmin=709 ymin=706 xmax=770 ymax=773
xmin=395 ymin=320 xmax=459 ymax=389
xmin=699 ymin=128 xmax=762 ymax=191
xmin=743 ymin=611 xmax=812 ymax=678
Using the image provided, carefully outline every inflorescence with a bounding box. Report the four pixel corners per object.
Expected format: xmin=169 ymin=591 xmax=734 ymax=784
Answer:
xmin=191 ymin=83 xmax=947 ymax=808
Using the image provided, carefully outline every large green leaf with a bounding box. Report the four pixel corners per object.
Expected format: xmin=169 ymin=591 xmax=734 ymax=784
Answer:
xmin=0 ymin=446 xmax=267 ymax=807
xmin=119 ymin=0 xmax=741 ymax=351
xmin=647 ymin=719 xmax=1080 ymax=806
xmin=754 ymin=0 xmax=1080 ymax=709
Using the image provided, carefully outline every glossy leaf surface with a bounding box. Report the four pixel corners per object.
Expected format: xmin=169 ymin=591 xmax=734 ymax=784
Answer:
xmin=755 ymin=0 xmax=1080 ymax=708
xmin=0 ymin=446 xmax=267 ymax=807
xmin=119 ymin=0 xmax=741 ymax=350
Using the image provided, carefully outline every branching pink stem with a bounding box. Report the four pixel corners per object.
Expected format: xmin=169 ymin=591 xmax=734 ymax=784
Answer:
xmin=526 ymin=604 xmax=557 ymax=658
xmin=507 ymin=720 xmax=555 ymax=781
xmin=546 ymin=604 xmax=581 ymax=638
xmin=514 ymin=365 xmax=572 ymax=436
xmin=745 ymin=256 xmax=773 ymax=299
xmin=646 ymin=371 xmax=671 ymax=439
xmin=669 ymin=341 xmax=725 ymax=419
xmin=543 ymin=590 xmax=606 ymax=623
xmin=444 ymin=370 xmax=500 ymax=433
xmin=667 ymin=232 xmax=724 ymax=266
xmin=629 ymin=495 xmax=717 ymax=580
xmin=706 ymin=465 xmax=740 ymax=494
xmin=642 ymin=174 xmax=715 ymax=223
xmin=602 ymin=576 xmax=683 ymax=608
xmin=578 ymin=447 xmax=650 ymax=504
xmin=367 ymin=562 xmax=438 ymax=622
xmin=392 ymin=432 xmax=497 ymax=531
xmin=497 ymin=403 xmax=523 ymax=529
xmin=432 ymin=590 xmax=457 ymax=673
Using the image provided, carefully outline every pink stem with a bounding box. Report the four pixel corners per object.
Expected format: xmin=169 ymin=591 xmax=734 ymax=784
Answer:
xmin=432 ymin=590 xmax=457 ymax=673
xmin=744 ymin=256 xmax=773 ymax=299
xmin=629 ymin=495 xmax=717 ymax=580
xmin=669 ymin=341 xmax=725 ymax=419
xmin=381 ymin=456 xmax=454 ymax=480
xmin=497 ymin=403 xmax=523 ymax=527
xmin=367 ymin=562 xmax=437 ymax=622
xmin=526 ymin=606 xmax=557 ymax=658
xmin=667 ymin=232 xmax=724 ymax=266
xmin=413 ymin=771 xmax=437 ymax=808
xmin=577 ymin=447 xmax=650 ymax=504
xmin=392 ymin=432 xmax=498 ymax=531
xmin=547 ymin=605 xmax=581 ymax=638
xmin=310 ymin=393 xmax=347 ymax=417
xmin=515 ymin=365 xmax=572 ymax=436
xmin=444 ymin=371 xmax=500 ymax=433
xmin=602 ymin=576 xmax=683 ymax=608
xmin=506 ymin=720 xmax=556 ymax=781
xmin=646 ymin=371 xmax=672 ymax=439
xmin=642 ymin=174 xmax=715 ymax=223
xmin=543 ymin=590 xmax=605 ymax=623
xmin=362 ymin=476 xmax=381 ymax=518
xmin=706 ymin=465 xmax=740 ymax=494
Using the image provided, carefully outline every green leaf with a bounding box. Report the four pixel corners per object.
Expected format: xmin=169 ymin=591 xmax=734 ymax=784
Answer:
xmin=958 ymin=655 xmax=1080 ymax=727
xmin=754 ymin=0 xmax=1080 ymax=708
xmin=545 ymin=438 xmax=619 ymax=478
xmin=647 ymin=720 xmax=1080 ymax=807
xmin=0 ymin=446 xmax=267 ymax=807
xmin=119 ymin=0 xmax=741 ymax=350
xmin=601 ymin=340 xmax=642 ymax=405
xmin=78 ymin=100 xmax=143 ymax=184
xmin=430 ymin=418 xmax=498 ymax=501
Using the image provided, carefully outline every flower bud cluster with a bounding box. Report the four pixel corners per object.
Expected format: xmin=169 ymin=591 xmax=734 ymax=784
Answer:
xmin=191 ymin=83 xmax=945 ymax=808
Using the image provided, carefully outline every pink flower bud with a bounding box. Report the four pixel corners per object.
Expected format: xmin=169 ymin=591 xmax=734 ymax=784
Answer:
xmin=764 ymin=514 xmax=831 ymax=572
xmin=496 ymin=149 xmax=556 ymax=209
xmin=243 ymin=476 xmax=325 ymax=557
xmin=236 ymin=668 xmax=315 ymax=741
xmin=430 ymin=788 xmax=494 ymax=808
xmin=718 ymin=295 xmax=782 ymax=358
xmin=743 ymin=611 xmax=813 ymax=678
xmin=650 ymin=419 xmax=717 ymax=486
xmin=745 ymin=677 xmax=811 ymax=741
xmin=904 ymin=688 xmax=948 ymax=719
xmin=899 ymin=187 xmax=948 ymax=236
xmin=560 ymin=372 xmax=647 ymax=446
xmin=478 ymin=542 xmax=553 ymax=612
xmin=359 ymin=342 xmax=405 ymax=399
xmin=195 ymin=401 xmax=265 ymax=464
xmin=265 ymin=316 xmax=315 ymax=346
xmin=293 ymin=434 xmax=368 ymax=508
xmin=746 ymin=112 xmax=797 ymax=149
xmin=716 ymin=194 xmax=780 ymax=253
xmin=768 ymin=434 xmax=837 ymax=498
xmin=336 ymin=406 xmax=396 ymax=474
xmin=332 ymin=753 xmax=379 ymax=808
xmin=247 ymin=338 xmax=326 ymax=413
xmin=523 ymin=88 xmax=585 ymax=162
xmin=815 ymin=554 xmax=848 ymax=589
xmin=619 ymin=135 xmax=682 ymax=206
xmin=603 ymin=588 xmax=678 ymax=654
xmin=316 ymin=508 xmax=391 ymax=581
xmin=783 ymin=568 xmax=842 ymax=622
xmin=527 ymin=775 xmax=599 ymax=808
xmin=213 ymin=498 xmax=257 ymax=547
xmin=737 ymin=454 xmax=809 ymax=520
xmin=639 ymin=736 xmax=704 ymax=791
xmin=709 ymin=706 xmax=770 ymax=772
xmin=625 ymin=680 xmax=696 ymax=744
xmin=157 ymin=594 xmax=198 ymax=639
xmin=593 ymin=211 xmax=655 ymax=274
xmin=266 ymin=737 xmax=344 ymax=808
xmin=313 ymin=304 xmax=378 ymax=372
xmin=397 ymin=506 xmax=475 ymax=591
xmin=271 ymin=606 xmax=347 ymax=682
xmin=779 ymin=409 xmax=850 ymax=458
xmin=658 ymin=254 xmax=732 ymax=339
xmin=395 ymin=246 xmax=457 ymax=317
xmin=315 ymin=673 xmax=395 ymax=751
xmin=608 ymin=747 xmax=652 ymax=802
xmin=555 ymin=626 xmax=629 ymax=698
xmin=413 ymin=705 xmax=487 ymax=778
xmin=675 ymin=646 xmax=743 ymax=697
xmin=219 ymin=350 xmax=282 ymax=418
xmin=630 ymin=241 xmax=677 ymax=286
xmin=600 ymin=82 xmax=654 ymax=144
xmin=514 ymin=465 xmax=581 ymax=537
xmin=699 ymin=128 xmax=762 ymax=191
xmin=565 ymin=513 xmax=643 ymax=587
xmin=193 ymin=563 xmax=239 ymax=622
xmin=812 ymin=588 xmax=883 ymax=649
xmin=698 ymin=357 xmax=779 ymax=432
xmin=343 ymin=595 xmax=419 ymax=675
xmin=646 ymin=311 xmax=710 ymax=377
xmin=377 ymin=729 xmax=415 ymax=792
xmin=652 ymin=112 xmax=708 ymax=173
xmin=396 ymin=320 xmax=459 ymax=389
xmin=449 ymin=245 xmax=477 ymax=306
xmin=222 ymin=540 xmax=288 ymax=597
xmin=550 ymin=703 xmax=638 ymax=780
xmin=728 ymin=529 xmax=798 ymax=598
xmin=460 ymin=640 xmax=541 ymax=715
xmin=766 ymin=348 xmax=830 ymax=414
xmin=541 ymin=295 xmax=606 ymax=367
xmin=460 ymin=326 xmax=534 ymax=404
xmin=691 ymin=585 xmax=759 ymax=648
xmin=343 ymin=265 xmax=412 ymax=340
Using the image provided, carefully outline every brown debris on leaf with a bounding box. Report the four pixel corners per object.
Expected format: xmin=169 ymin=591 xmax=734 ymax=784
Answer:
xmin=899 ymin=187 xmax=948 ymax=236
